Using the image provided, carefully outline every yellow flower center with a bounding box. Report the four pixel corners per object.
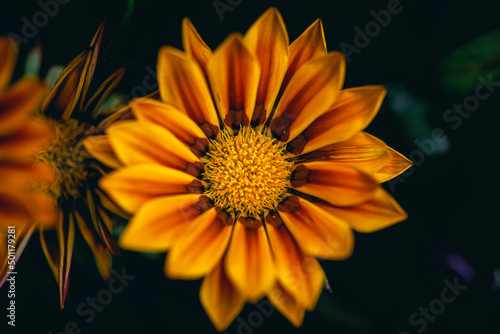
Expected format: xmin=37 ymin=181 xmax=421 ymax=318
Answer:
xmin=37 ymin=119 xmax=93 ymax=202
xmin=202 ymin=127 xmax=293 ymax=218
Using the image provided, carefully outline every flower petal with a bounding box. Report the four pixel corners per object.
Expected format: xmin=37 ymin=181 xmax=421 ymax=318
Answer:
xmin=0 ymin=160 xmax=55 ymax=185
xmin=78 ymin=23 xmax=104 ymax=111
xmin=207 ymin=33 xmax=261 ymax=129
xmin=166 ymin=207 xmax=233 ymax=279
xmin=244 ymin=7 xmax=289 ymax=125
xmin=95 ymin=188 xmax=128 ymax=219
xmin=276 ymin=195 xmax=354 ymax=260
xmin=0 ymin=182 xmax=56 ymax=228
xmin=182 ymin=18 xmax=212 ymax=75
xmin=270 ymin=52 xmax=345 ymax=142
xmin=41 ymin=51 xmax=90 ymax=120
xmin=224 ymin=219 xmax=275 ymax=301
xmin=0 ymin=78 xmax=46 ymax=137
xmin=288 ymin=86 xmax=386 ymax=154
xmin=297 ymin=132 xmax=391 ymax=175
xmin=374 ymin=146 xmax=412 ymax=182
xmin=83 ymin=135 xmax=122 ymax=169
xmin=280 ymin=19 xmax=326 ymax=96
xmin=291 ymin=161 xmax=378 ymax=207
xmin=131 ymin=98 xmax=209 ymax=158
xmin=0 ymin=119 xmax=53 ymax=160
xmin=157 ymin=46 xmax=219 ymax=138
xmin=119 ymin=194 xmax=211 ymax=252
xmin=25 ymin=189 xmax=58 ymax=227
xmin=267 ymin=283 xmax=305 ymax=327
xmin=74 ymin=209 xmax=112 ymax=280
xmin=58 ymin=212 xmax=75 ymax=309
xmin=200 ymin=262 xmax=245 ymax=331
xmin=265 ymin=222 xmax=324 ymax=309
xmin=0 ymin=37 xmax=16 ymax=93
xmin=85 ymin=67 xmax=126 ymax=117
xmin=40 ymin=211 xmax=75 ymax=308
xmin=100 ymin=164 xmax=202 ymax=214
xmin=316 ymin=188 xmax=407 ymax=233
xmin=107 ymin=120 xmax=203 ymax=176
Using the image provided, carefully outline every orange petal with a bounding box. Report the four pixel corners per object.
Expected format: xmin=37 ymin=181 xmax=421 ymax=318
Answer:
xmin=83 ymin=135 xmax=122 ymax=169
xmin=100 ymin=164 xmax=202 ymax=214
xmin=85 ymin=67 xmax=126 ymax=117
xmin=74 ymin=209 xmax=112 ymax=280
xmin=41 ymin=51 xmax=90 ymax=120
xmin=0 ymin=160 xmax=55 ymax=185
xmin=270 ymin=52 xmax=345 ymax=142
xmin=157 ymin=46 xmax=219 ymax=138
xmin=267 ymin=283 xmax=305 ymax=327
xmin=96 ymin=207 xmax=121 ymax=257
xmin=280 ymin=19 xmax=326 ymax=96
xmin=224 ymin=219 xmax=275 ymax=301
xmin=119 ymin=194 xmax=211 ymax=252
xmin=78 ymin=23 xmax=105 ymax=111
xmin=84 ymin=189 xmax=121 ymax=258
xmin=298 ymin=132 xmax=391 ymax=176
xmin=0 ymin=78 xmax=46 ymax=137
xmin=207 ymin=33 xmax=261 ymax=129
xmin=317 ymin=187 xmax=407 ymax=233
xmin=58 ymin=212 xmax=75 ymax=308
xmin=107 ymin=120 xmax=202 ymax=176
xmin=0 ymin=37 xmax=16 ymax=93
xmin=39 ymin=221 xmax=59 ymax=279
xmin=244 ymin=7 xmax=289 ymax=125
xmin=95 ymin=105 xmax=134 ymax=130
xmin=0 ymin=187 xmax=32 ymax=226
xmin=277 ymin=195 xmax=354 ymax=260
xmin=182 ymin=18 xmax=212 ymax=75
xmin=166 ymin=207 xmax=233 ymax=279
xmin=131 ymin=98 xmax=209 ymax=157
xmin=25 ymin=189 xmax=58 ymax=227
xmin=0 ymin=119 xmax=53 ymax=159
xmin=40 ymin=211 xmax=75 ymax=308
xmin=374 ymin=146 xmax=412 ymax=182
xmin=95 ymin=188 xmax=129 ymax=219
xmin=288 ymin=86 xmax=386 ymax=154
xmin=200 ymin=262 xmax=245 ymax=331
xmin=291 ymin=161 xmax=378 ymax=207
xmin=266 ymin=222 xmax=324 ymax=309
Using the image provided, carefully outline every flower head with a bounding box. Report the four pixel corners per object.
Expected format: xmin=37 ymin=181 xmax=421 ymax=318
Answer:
xmin=99 ymin=8 xmax=412 ymax=330
xmin=5 ymin=25 xmax=126 ymax=308
xmin=0 ymin=37 xmax=55 ymax=286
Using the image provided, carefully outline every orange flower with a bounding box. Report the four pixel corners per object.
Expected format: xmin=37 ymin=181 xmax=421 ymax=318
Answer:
xmin=0 ymin=37 xmax=55 ymax=286
xmin=98 ymin=8 xmax=412 ymax=330
xmin=18 ymin=25 xmax=126 ymax=308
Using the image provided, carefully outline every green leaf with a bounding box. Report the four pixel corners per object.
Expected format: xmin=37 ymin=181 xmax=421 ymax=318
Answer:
xmin=439 ymin=28 xmax=500 ymax=93
xmin=24 ymin=44 xmax=42 ymax=77
xmin=44 ymin=65 xmax=64 ymax=90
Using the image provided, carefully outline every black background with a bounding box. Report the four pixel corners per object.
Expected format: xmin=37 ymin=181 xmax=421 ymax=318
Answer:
xmin=1 ymin=0 xmax=500 ymax=333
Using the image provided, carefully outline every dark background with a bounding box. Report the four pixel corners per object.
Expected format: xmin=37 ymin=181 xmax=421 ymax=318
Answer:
xmin=1 ymin=0 xmax=500 ymax=333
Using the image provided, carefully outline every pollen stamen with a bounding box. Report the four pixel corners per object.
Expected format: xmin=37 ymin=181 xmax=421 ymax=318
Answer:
xmin=202 ymin=127 xmax=293 ymax=218
xmin=37 ymin=119 xmax=93 ymax=202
